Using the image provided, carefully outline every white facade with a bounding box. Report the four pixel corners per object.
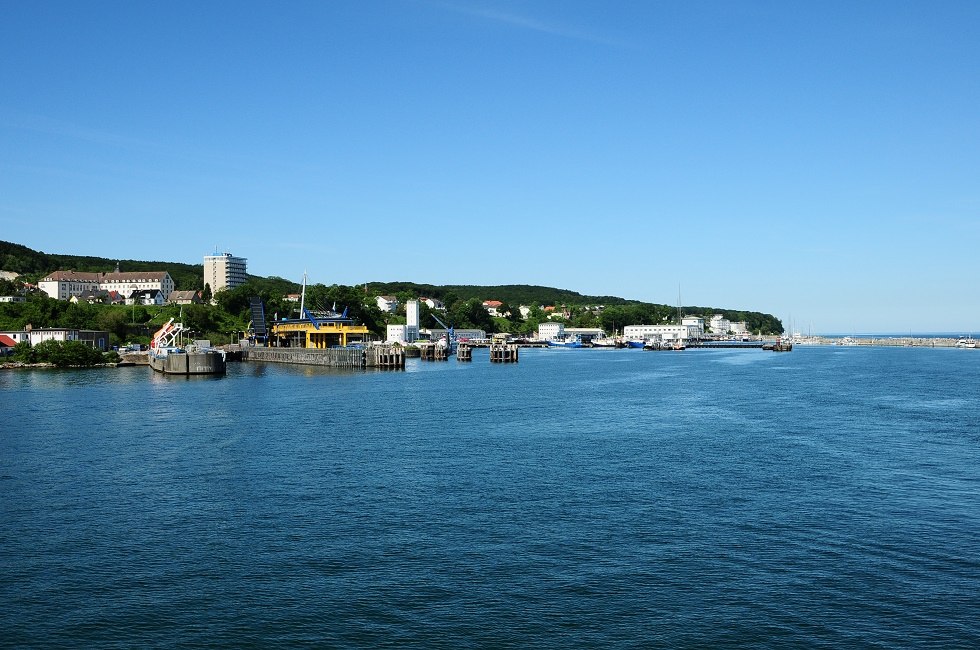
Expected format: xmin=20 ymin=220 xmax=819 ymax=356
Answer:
xmin=376 ymin=296 xmax=399 ymax=313
xmin=0 ymin=331 xmax=30 ymax=344
xmin=681 ymin=316 xmax=704 ymax=337
xmin=0 ymin=296 xmax=25 ymax=303
xmin=39 ymin=271 xmax=101 ymax=300
xmin=29 ymin=328 xmax=79 ymax=346
xmin=565 ymin=327 xmax=606 ymax=343
xmin=730 ymin=321 xmax=748 ymax=335
xmin=101 ymin=272 xmax=174 ymax=301
xmin=623 ymin=324 xmax=698 ymax=342
xmin=386 ymin=324 xmax=408 ymax=344
xmin=421 ymin=297 xmax=445 ymax=310
xmin=204 ymin=252 xmax=247 ymax=293
xmin=405 ymin=300 xmax=420 ymax=343
xmin=538 ymin=322 xmax=564 ymax=341
xmin=710 ymin=314 xmax=731 ymax=334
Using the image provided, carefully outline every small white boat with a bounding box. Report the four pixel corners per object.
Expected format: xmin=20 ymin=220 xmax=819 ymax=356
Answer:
xmin=955 ymin=337 xmax=978 ymax=349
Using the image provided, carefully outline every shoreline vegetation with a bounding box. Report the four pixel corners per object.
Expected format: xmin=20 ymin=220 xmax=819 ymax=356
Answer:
xmin=1 ymin=240 xmax=784 ymax=347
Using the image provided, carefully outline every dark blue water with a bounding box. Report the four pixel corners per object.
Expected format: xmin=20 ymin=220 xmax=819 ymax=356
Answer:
xmin=2 ymin=346 xmax=979 ymax=648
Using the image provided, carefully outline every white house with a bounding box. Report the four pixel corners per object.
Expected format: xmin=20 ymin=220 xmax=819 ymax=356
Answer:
xmin=376 ymin=295 xmax=399 ymax=313
xmin=420 ymin=297 xmax=445 ymax=310
xmin=730 ymin=321 xmax=749 ymax=335
xmin=0 ymin=295 xmax=25 ymax=303
xmin=538 ymin=322 xmax=564 ymax=341
xmin=483 ymin=300 xmax=505 ymax=317
xmin=127 ymin=289 xmax=165 ymax=306
xmin=519 ymin=305 xmax=532 ymax=320
xmin=709 ymin=314 xmax=731 ymax=334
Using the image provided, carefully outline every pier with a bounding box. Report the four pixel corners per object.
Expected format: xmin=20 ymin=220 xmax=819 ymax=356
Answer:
xmin=418 ymin=343 xmax=450 ymax=361
xmin=490 ymin=343 xmax=519 ymax=363
xmin=242 ymin=346 xmax=405 ymax=368
xmin=457 ymin=343 xmax=472 ymax=361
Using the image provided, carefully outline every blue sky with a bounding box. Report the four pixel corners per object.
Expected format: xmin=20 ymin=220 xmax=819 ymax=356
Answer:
xmin=1 ymin=1 xmax=978 ymax=333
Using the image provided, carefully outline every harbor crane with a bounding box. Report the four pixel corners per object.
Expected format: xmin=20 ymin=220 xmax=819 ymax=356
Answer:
xmin=430 ymin=312 xmax=457 ymax=354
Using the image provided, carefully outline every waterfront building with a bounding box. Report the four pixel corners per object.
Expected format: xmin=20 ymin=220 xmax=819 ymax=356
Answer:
xmin=0 ymin=331 xmax=30 ymax=350
xmin=203 ymin=252 xmax=247 ymax=293
xmin=710 ymin=314 xmax=731 ymax=334
xmin=564 ymin=327 xmax=606 ymax=344
xmin=623 ymin=324 xmax=699 ymax=343
xmin=386 ymin=324 xmax=408 ymax=344
xmin=405 ymin=299 xmax=420 ymax=343
xmin=423 ymin=328 xmax=486 ymax=342
xmin=26 ymin=328 xmax=110 ymax=350
xmin=271 ymin=315 xmax=369 ymax=348
xmin=538 ymin=322 xmax=564 ymax=341
xmin=682 ymin=316 xmax=705 ymax=337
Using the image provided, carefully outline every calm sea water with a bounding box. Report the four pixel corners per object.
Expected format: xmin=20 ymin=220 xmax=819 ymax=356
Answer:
xmin=2 ymin=346 xmax=979 ymax=648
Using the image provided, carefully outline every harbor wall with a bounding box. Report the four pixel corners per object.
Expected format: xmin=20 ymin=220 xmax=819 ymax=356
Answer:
xmin=242 ymin=347 xmax=404 ymax=368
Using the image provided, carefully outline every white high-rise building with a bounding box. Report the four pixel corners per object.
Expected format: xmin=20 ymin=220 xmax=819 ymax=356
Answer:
xmin=204 ymin=252 xmax=247 ymax=293
xmin=405 ymin=300 xmax=420 ymax=343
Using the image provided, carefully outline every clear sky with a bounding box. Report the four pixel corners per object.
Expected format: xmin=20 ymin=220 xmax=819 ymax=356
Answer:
xmin=2 ymin=1 xmax=978 ymax=333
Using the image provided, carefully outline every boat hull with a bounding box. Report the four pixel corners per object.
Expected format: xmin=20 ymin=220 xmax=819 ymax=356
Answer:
xmin=149 ymin=350 xmax=226 ymax=375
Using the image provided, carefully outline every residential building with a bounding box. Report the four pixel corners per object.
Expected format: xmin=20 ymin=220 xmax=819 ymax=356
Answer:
xmin=39 ymin=271 xmax=101 ymax=300
xmin=168 ymin=290 xmax=202 ymax=305
xmin=127 ymin=289 xmax=165 ymax=306
xmin=0 ymin=295 xmax=25 ymax=303
xmin=0 ymin=331 xmax=30 ymax=345
xmin=420 ymin=297 xmax=445 ymax=310
xmin=376 ymin=295 xmax=399 ymax=313
xmin=483 ymin=300 xmax=505 ymax=317
xmin=203 ymin=252 xmax=247 ymax=293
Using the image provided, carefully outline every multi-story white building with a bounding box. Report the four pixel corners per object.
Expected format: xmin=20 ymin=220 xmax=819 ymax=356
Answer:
xmin=681 ymin=316 xmax=705 ymax=337
xmin=538 ymin=322 xmax=564 ymax=341
xmin=203 ymin=252 xmax=247 ymax=293
xmin=405 ymin=300 xmax=420 ymax=343
xmin=623 ymin=324 xmax=699 ymax=343
xmin=101 ymin=271 xmax=175 ymax=301
xmin=39 ymin=271 xmax=102 ymax=300
xmin=709 ymin=314 xmax=731 ymax=334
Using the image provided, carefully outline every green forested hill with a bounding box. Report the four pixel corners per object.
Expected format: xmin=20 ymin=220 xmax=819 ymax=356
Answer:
xmin=0 ymin=241 xmax=783 ymax=336
xmin=0 ymin=240 xmax=204 ymax=290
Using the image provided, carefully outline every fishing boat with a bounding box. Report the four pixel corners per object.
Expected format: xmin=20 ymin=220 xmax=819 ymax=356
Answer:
xmin=149 ymin=318 xmax=226 ymax=375
xmin=547 ymin=336 xmax=583 ymax=348
xmin=590 ymin=337 xmax=618 ymax=348
xmin=625 ymin=340 xmax=645 ymax=349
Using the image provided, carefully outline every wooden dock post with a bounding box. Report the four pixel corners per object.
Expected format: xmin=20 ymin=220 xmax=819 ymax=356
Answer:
xmin=457 ymin=343 xmax=472 ymax=361
xmin=490 ymin=343 xmax=518 ymax=363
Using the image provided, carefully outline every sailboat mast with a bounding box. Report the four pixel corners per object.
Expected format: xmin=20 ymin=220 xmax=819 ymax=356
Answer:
xmin=299 ymin=271 xmax=307 ymax=317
